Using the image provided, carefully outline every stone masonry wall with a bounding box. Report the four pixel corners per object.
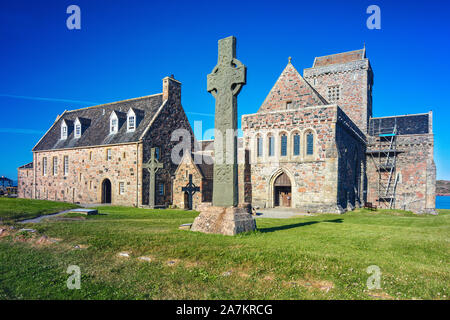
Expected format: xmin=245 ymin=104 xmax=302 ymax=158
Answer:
xmin=366 ymin=134 xmax=436 ymax=213
xmin=32 ymin=143 xmax=142 ymax=206
xmin=335 ymin=108 xmax=367 ymax=209
xmin=172 ymin=156 xmax=204 ymax=210
xmin=141 ymin=77 xmax=195 ymax=207
xmin=304 ymin=59 xmax=373 ymax=133
xmin=242 ymin=105 xmax=341 ymax=213
xmin=17 ymin=167 xmax=33 ymax=199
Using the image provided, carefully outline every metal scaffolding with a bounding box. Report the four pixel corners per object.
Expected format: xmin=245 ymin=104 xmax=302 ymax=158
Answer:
xmin=367 ymin=118 xmax=400 ymax=209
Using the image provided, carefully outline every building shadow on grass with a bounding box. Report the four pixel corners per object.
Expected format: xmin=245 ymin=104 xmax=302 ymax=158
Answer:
xmin=258 ymin=218 xmax=343 ymax=233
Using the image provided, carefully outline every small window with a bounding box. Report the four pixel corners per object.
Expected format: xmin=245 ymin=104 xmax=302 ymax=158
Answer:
xmin=327 ymin=85 xmax=340 ymax=102
xmin=280 ymin=135 xmax=287 ymax=157
xmin=119 ymin=182 xmax=125 ymax=195
xmin=61 ymin=124 xmax=68 ymax=140
xmin=53 ymin=157 xmax=58 ymax=176
xmin=293 ymin=134 xmax=300 ymax=156
xmin=64 ymin=156 xmax=69 ymax=175
xmin=286 ymin=101 xmax=293 ymax=109
xmin=110 ymin=118 xmax=118 ymax=134
xmin=89 ymin=151 xmax=93 ymax=160
xmin=268 ymin=136 xmax=274 ymax=157
xmin=106 ymin=149 xmax=112 ymax=161
xmin=257 ymin=137 xmax=263 ymax=157
xmin=75 ymin=124 xmax=81 ymax=138
xmin=155 ymin=147 xmax=160 ymax=160
xmin=306 ymin=132 xmax=314 ymax=156
xmin=128 ymin=116 xmax=135 ymax=131
xmin=43 ymin=157 xmax=47 ymax=176
xmin=158 ymin=183 xmax=164 ymax=195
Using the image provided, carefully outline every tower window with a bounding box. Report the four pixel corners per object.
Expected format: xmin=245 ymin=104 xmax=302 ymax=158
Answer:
xmin=306 ymin=132 xmax=314 ymax=156
xmin=257 ymin=137 xmax=263 ymax=157
xmin=293 ymin=134 xmax=300 ymax=156
xmin=280 ymin=135 xmax=287 ymax=157
xmin=327 ymin=85 xmax=340 ymax=102
xmin=268 ymin=135 xmax=275 ymax=157
xmin=106 ymin=149 xmax=112 ymax=161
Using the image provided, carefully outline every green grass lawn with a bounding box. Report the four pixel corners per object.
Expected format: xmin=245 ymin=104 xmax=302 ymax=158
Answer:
xmin=0 ymin=199 xmax=448 ymax=300
xmin=0 ymin=198 xmax=79 ymax=223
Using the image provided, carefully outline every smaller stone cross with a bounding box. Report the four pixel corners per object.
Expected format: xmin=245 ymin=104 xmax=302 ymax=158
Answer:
xmin=143 ymin=148 xmax=163 ymax=208
xmin=182 ymin=174 xmax=200 ymax=210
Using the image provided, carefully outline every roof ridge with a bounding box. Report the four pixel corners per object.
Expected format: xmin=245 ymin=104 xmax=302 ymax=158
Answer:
xmin=66 ymin=93 xmax=163 ymax=113
xmin=314 ymin=48 xmax=365 ymax=60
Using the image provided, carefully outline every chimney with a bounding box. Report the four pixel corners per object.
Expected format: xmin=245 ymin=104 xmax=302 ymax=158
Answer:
xmin=162 ymin=74 xmax=181 ymax=102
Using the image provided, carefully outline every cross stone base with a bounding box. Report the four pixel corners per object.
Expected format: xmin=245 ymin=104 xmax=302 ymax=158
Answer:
xmin=190 ymin=203 xmax=256 ymax=236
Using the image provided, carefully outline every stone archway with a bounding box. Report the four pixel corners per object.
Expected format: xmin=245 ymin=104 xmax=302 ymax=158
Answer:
xmin=101 ymin=179 xmax=112 ymax=204
xmin=268 ymin=168 xmax=295 ymax=208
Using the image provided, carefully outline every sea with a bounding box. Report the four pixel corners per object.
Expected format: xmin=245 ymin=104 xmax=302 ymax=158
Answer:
xmin=436 ymin=196 xmax=450 ymax=209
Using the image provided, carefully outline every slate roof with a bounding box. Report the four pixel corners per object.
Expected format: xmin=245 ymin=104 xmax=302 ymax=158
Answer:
xmin=369 ymin=113 xmax=430 ymax=136
xmin=196 ymin=154 xmax=214 ymax=180
xmin=33 ymin=94 xmax=163 ymax=151
xmin=313 ymin=49 xmax=366 ymax=68
xmin=18 ymin=162 xmax=33 ymax=169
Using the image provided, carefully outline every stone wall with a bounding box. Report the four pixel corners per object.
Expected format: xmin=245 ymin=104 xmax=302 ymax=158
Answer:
xmin=172 ymin=155 xmax=204 ymax=210
xmin=242 ymin=105 xmax=342 ymax=213
xmin=141 ymin=76 xmax=195 ymax=207
xmin=335 ymin=108 xmax=367 ymax=209
xmin=31 ymin=143 xmax=142 ymax=206
xmin=366 ymin=133 xmax=436 ymax=213
xmin=17 ymin=166 xmax=33 ymax=199
xmin=304 ymin=59 xmax=373 ymax=133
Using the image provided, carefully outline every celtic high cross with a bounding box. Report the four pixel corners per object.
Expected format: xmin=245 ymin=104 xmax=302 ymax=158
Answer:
xmin=207 ymin=36 xmax=246 ymax=207
xmin=143 ymin=147 xmax=163 ymax=208
xmin=182 ymin=174 xmax=200 ymax=210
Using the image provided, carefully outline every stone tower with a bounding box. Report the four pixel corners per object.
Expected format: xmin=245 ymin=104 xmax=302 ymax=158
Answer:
xmin=303 ymin=48 xmax=373 ymax=133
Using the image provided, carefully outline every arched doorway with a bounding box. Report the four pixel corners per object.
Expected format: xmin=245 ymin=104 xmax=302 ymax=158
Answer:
xmin=101 ymin=179 xmax=112 ymax=204
xmin=273 ymin=172 xmax=292 ymax=207
xmin=183 ymin=192 xmax=190 ymax=210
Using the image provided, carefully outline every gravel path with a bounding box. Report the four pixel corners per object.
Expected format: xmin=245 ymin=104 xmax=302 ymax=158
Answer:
xmin=255 ymin=208 xmax=314 ymax=219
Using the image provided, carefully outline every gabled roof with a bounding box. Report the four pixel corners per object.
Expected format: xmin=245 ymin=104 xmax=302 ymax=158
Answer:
xmin=313 ymin=48 xmax=366 ymax=68
xmin=18 ymin=162 xmax=33 ymax=169
xmin=175 ymin=152 xmax=214 ymax=180
xmin=33 ymin=94 xmax=163 ymax=151
xmin=257 ymin=62 xmax=327 ymax=113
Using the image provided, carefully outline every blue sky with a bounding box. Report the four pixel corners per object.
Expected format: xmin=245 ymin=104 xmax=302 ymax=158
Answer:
xmin=0 ymin=0 xmax=449 ymax=181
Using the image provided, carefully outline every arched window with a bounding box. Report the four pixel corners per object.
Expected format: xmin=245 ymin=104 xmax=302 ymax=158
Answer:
xmin=280 ymin=134 xmax=287 ymax=157
xmin=257 ymin=136 xmax=263 ymax=157
xmin=293 ymin=133 xmax=300 ymax=156
xmin=306 ymin=131 xmax=314 ymax=156
xmin=268 ymin=135 xmax=275 ymax=157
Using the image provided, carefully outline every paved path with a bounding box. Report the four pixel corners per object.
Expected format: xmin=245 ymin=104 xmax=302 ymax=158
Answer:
xmin=19 ymin=209 xmax=76 ymax=224
xmin=254 ymin=208 xmax=314 ymax=219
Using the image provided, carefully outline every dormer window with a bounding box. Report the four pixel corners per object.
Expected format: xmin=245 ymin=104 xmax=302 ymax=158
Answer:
xmin=127 ymin=109 xmax=136 ymax=132
xmin=61 ymin=123 xmax=68 ymax=140
xmin=74 ymin=118 xmax=82 ymax=138
xmin=110 ymin=112 xmax=119 ymax=134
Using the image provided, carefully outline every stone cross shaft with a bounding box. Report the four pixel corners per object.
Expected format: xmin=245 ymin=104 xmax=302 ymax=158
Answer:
xmin=206 ymin=36 xmax=246 ymax=207
xmin=181 ymin=174 xmax=200 ymax=210
xmin=143 ymin=148 xmax=163 ymax=208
